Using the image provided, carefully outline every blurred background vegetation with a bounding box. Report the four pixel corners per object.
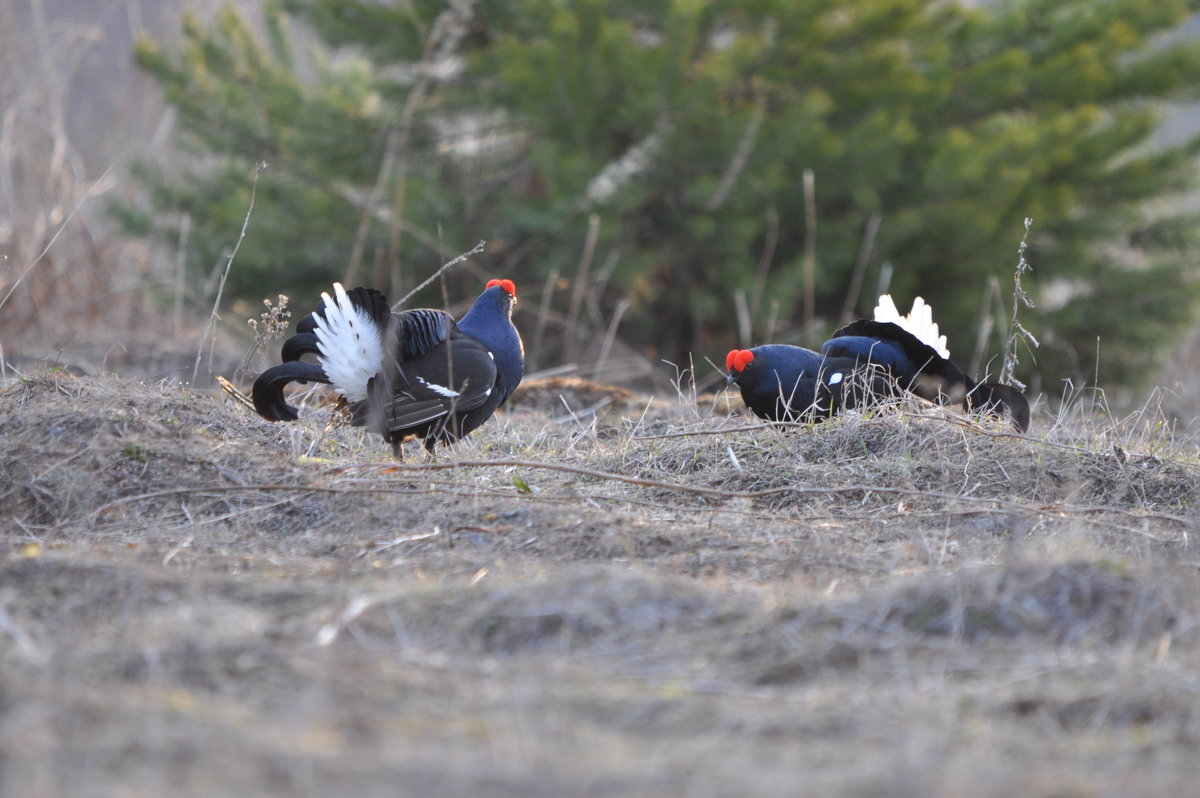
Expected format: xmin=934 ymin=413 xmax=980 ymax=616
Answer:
xmin=7 ymin=0 xmax=1200 ymax=400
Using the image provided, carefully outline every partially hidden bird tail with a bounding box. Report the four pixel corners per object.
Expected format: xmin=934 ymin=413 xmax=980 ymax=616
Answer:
xmin=873 ymin=295 xmax=949 ymax=359
xmin=968 ymin=382 xmax=1031 ymax=433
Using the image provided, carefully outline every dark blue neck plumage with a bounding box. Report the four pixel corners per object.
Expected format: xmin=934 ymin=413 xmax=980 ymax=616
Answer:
xmin=458 ymin=287 xmax=524 ymax=389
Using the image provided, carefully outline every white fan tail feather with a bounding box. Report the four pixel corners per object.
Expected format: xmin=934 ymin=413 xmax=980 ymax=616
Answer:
xmin=872 ymin=295 xmax=902 ymax=325
xmin=873 ymin=294 xmax=950 ymax=358
xmin=313 ymin=282 xmax=385 ymax=401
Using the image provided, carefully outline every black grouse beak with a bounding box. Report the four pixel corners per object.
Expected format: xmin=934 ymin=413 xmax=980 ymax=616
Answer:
xmin=726 ymin=371 xmax=736 ymax=386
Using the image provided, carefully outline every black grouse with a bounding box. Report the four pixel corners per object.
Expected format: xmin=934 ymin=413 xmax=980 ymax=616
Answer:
xmin=253 ymin=279 xmax=524 ymax=453
xmin=726 ymin=295 xmax=1030 ymax=431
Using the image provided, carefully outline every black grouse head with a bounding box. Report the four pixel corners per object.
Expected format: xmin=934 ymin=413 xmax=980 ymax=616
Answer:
xmin=483 ymin=278 xmax=517 ymax=314
xmin=725 ymin=348 xmax=757 ymax=387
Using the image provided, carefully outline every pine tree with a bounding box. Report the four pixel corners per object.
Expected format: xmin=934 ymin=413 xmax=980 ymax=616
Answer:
xmin=116 ymin=2 xmax=476 ymax=306
xmin=121 ymin=0 xmax=1200 ymax=390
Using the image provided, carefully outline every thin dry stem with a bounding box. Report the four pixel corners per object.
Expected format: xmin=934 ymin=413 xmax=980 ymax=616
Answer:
xmin=1001 ymin=217 xmax=1039 ymax=390
xmin=191 ymin=160 xmax=266 ymax=386
xmin=395 ymin=239 xmax=486 ymax=308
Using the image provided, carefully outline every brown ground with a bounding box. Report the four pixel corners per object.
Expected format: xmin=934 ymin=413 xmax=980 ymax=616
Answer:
xmin=3 ymin=370 xmax=1199 ymax=797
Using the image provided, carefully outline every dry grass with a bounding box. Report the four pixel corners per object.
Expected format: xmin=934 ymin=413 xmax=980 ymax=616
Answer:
xmin=0 ymin=0 xmax=249 ymax=383
xmin=3 ymin=368 xmax=1200 ymax=797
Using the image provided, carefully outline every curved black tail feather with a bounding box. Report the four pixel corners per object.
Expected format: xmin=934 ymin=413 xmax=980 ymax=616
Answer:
xmin=281 ymin=332 xmax=321 ymax=363
xmin=252 ymin=362 xmax=330 ymax=422
xmin=967 ymin=382 xmax=1031 ymax=433
xmin=295 ymin=312 xmax=319 ymax=335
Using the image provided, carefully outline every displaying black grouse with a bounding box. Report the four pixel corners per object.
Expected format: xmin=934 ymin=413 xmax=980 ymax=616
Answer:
xmin=253 ymin=279 xmax=524 ymax=453
xmin=726 ymin=295 xmax=1030 ymax=431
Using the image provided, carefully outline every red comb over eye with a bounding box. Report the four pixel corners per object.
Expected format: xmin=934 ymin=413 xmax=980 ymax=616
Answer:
xmin=726 ymin=349 xmax=754 ymax=372
xmin=486 ymin=278 xmax=516 ymax=296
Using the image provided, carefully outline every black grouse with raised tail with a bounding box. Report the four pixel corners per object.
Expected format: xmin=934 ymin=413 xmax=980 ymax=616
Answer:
xmin=253 ymin=279 xmax=524 ymax=453
xmin=726 ymin=295 xmax=1030 ymax=431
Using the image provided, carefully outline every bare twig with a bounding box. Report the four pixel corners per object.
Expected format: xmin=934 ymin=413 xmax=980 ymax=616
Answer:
xmin=596 ymin=297 xmax=631 ymax=375
xmin=191 ymin=161 xmax=266 ymax=386
xmin=565 ymin=213 xmax=601 ymax=361
xmin=394 ymin=239 xmax=486 ymax=308
xmin=173 ymin=212 xmax=191 ymax=337
xmin=968 ymin=276 xmax=1002 ymax=379
xmin=840 ymin=211 xmax=882 ymax=324
xmin=530 ymin=268 xmax=559 ymax=371
xmin=0 ymin=153 xmax=123 ymax=317
xmin=734 ymin=289 xmax=752 ymax=348
xmin=583 ymin=114 xmax=671 ymax=207
xmin=704 ymin=94 xmax=765 ymax=212
xmin=802 ymin=168 xmax=817 ymax=346
xmin=749 ymin=205 xmax=779 ymax=323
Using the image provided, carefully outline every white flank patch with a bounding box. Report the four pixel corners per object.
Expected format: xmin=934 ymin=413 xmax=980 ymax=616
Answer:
xmin=418 ymin=376 xmax=460 ymax=398
xmin=873 ymin=294 xmax=950 ymax=358
xmin=313 ymin=282 xmax=384 ymax=401
xmin=828 ymin=372 xmax=844 ymax=385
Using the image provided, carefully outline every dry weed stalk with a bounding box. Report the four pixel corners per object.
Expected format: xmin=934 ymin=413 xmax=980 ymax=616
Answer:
xmin=0 ymin=2 xmax=189 ymax=349
xmin=191 ymin=161 xmax=266 ymax=386
xmin=1001 ymin=217 xmax=1039 ymax=391
xmin=234 ymin=293 xmax=291 ymax=384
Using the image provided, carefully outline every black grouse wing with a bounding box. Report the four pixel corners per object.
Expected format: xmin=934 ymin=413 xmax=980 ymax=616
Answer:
xmin=351 ymin=313 xmax=499 ymax=448
xmin=826 ymin=319 xmax=969 ymax=403
xmin=394 ymin=308 xmax=453 ymax=360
